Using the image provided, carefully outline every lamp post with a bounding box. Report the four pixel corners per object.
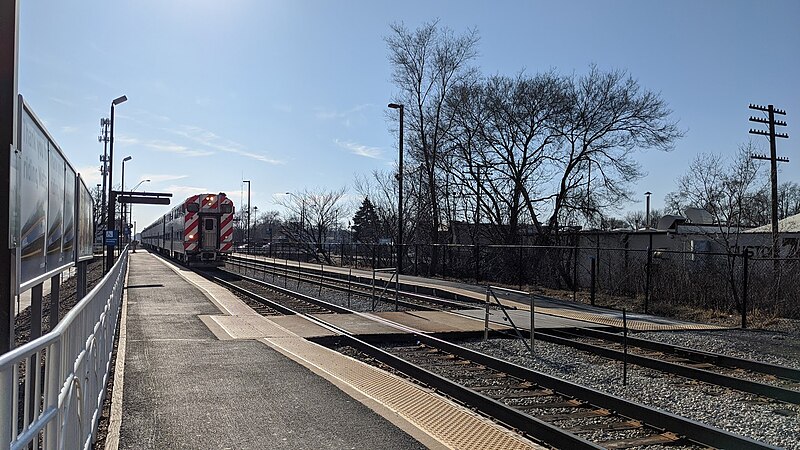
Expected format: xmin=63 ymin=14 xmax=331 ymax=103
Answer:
xmin=105 ymin=95 xmax=127 ymax=273
xmin=645 ymin=191 xmax=652 ymax=230
xmin=128 ymin=179 xmax=150 ymax=236
xmin=285 ymin=192 xmax=305 ymax=234
xmin=243 ymin=180 xmax=251 ymax=249
xmin=253 ymin=206 xmax=259 ymax=244
xmin=121 ymin=155 xmax=132 ymax=244
xmin=388 ymin=103 xmax=404 ymax=274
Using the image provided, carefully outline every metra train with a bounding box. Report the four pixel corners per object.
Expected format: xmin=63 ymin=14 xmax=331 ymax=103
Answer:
xmin=141 ymin=193 xmax=235 ymax=266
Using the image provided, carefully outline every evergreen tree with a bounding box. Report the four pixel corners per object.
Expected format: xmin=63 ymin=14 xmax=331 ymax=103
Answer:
xmin=352 ymin=197 xmax=379 ymax=243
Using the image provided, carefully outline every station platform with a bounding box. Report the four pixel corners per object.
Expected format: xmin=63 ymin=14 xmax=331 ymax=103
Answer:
xmin=233 ymin=253 xmax=725 ymax=332
xmin=107 ymin=251 xmax=543 ymax=450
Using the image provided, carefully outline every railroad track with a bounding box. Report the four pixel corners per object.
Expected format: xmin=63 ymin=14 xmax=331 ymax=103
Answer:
xmin=194 ymin=267 xmax=341 ymax=315
xmin=225 ymin=254 xmax=487 ymax=312
xmin=194 ymin=264 xmax=780 ymax=449
xmin=534 ymin=327 xmax=800 ymax=405
xmin=318 ymin=331 xmax=779 ymax=450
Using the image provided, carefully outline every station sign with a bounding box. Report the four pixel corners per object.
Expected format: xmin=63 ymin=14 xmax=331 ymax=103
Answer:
xmin=105 ymin=230 xmax=118 ymax=247
xmin=15 ymin=95 xmax=94 ymax=291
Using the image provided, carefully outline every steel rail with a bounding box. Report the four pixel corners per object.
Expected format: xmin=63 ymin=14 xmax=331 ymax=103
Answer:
xmin=227 ymin=255 xmax=484 ymax=310
xmin=535 ymin=329 xmax=800 ymax=404
xmin=390 ymin=333 xmax=781 ymax=450
xmin=226 ymin=256 xmax=467 ymax=311
xmin=201 ymin=260 xmax=779 ymax=449
xmin=554 ymin=326 xmax=800 ymax=382
xmin=195 ymin=268 xmax=352 ymax=315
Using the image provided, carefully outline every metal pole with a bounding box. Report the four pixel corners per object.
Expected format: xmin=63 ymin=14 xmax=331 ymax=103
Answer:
xmin=768 ymin=105 xmax=779 ymax=260
xmin=590 ymin=256 xmax=596 ymax=306
xmin=49 ymin=274 xmax=60 ymax=330
xmin=742 ymin=249 xmax=749 ymax=329
xmin=623 ymin=308 xmax=628 ymax=386
xmin=243 ymin=180 xmax=251 ymax=249
xmin=529 ymin=292 xmax=535 ymax=353
xmin=0 ymin=0 xmax=19 ymax=355
xmin=397 ymin=105 xmax=404 ymax=275
xmin=645 ymin=233 xmax=652 ymax=314
xmin=484 ymin=287 xmax=490 ymax=341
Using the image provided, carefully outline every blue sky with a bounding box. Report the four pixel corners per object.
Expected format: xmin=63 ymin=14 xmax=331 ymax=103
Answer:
xmin=18 ymin=0 xmax=800 ymax=229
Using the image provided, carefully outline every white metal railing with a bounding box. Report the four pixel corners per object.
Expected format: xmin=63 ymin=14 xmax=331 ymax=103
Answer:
xmin=0 ymin=246 xmax=129 ymax=450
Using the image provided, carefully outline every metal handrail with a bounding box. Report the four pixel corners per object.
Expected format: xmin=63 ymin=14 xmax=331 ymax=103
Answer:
xmin=1 ymin=246 xmax=129 ymax=450
xmin=484 ymin=285 xmax=533 ymax=353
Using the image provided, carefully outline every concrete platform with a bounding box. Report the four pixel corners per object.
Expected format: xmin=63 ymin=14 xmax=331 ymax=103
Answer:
xmin=108 ymin=251 xmax=543 ymax=450
xmin=235 ymin=254 xmax=725 ymax=332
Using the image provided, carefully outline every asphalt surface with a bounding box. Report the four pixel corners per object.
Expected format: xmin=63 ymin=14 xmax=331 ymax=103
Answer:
xmin=119 ymin=253 xmax=427 ymax=449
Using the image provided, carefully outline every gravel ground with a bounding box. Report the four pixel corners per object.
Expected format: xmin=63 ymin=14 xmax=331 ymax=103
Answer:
xmin=632 ymin=322 xmax=800 ymax=369
xmin=461 ymin=329 xmax=800 ymax=450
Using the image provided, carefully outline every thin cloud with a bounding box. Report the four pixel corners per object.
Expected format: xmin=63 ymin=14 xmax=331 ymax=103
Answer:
xmin=334 ymin=139 xmax=382 ymax=159
xmin=139 ymin=174 xmax=189 ymax=184
xmin=314 ymin=104 xmax=370 ymax=122
xmin=145 ymin=140 xmax=214 ymax=157
xmin=60 ymin=126 xmax=78 ymax=133
xmin=173 ymin=125 xmax=284 ymax=164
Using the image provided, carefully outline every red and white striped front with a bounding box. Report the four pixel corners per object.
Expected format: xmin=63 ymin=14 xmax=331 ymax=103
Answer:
xmin=184 ymin=195 xmax=201 ymax=252
xmin=182 ymin=193 xmax=234 ymax=254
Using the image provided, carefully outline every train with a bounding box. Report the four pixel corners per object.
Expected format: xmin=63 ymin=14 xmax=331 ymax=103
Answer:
xmin=141 ymin=193 xmax=235 ymax=266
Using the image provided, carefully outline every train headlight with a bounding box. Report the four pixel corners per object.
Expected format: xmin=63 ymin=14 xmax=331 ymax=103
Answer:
xmin=189 ymin=234 xmax=194 ymax=239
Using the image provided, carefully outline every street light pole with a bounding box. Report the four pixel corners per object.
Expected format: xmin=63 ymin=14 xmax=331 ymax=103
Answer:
xmin=121 ymin=155 xmax=131 ymax=244
xmin=243 ymin=180 xmax=251 ymax=248
xmin=645 ymin=191 xmax=652 ymax=230
xmin=105 ymin=95 xmax=127 ymax=273
xmin=388 ymin=103 xmax=404 ymax=274
xmin=128 ymin=179 xmax=150 ymax=237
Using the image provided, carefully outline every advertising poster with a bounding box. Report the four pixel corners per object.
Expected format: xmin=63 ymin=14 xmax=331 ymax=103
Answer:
xmin=46 ymin=147 xmax=66 ymax=270
xmin=19 ymin=109 xmax=49 ymax=287
xmin=77 ymin=178 xmax=94 ymax=261
xmin=62 ymin=167 xmax=76 ymax=262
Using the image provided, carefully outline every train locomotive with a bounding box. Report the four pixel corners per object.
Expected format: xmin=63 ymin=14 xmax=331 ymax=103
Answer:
xmin=141 ymin=193 xmax=235 ymax=266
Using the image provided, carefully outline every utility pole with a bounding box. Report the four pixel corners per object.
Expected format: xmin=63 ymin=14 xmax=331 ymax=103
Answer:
xmin=98 ymin=118 xmax=110 ymax=224
xmin=749 ymin=103 xmax=789 ymax=258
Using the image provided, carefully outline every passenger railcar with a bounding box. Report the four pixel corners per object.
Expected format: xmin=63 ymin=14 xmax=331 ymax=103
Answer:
xmin=141 ymin=193 xmax=234 ymax=266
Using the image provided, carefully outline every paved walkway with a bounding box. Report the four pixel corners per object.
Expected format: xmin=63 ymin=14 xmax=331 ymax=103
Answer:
xmin=108 ymin=251 xmax=542 ymax=450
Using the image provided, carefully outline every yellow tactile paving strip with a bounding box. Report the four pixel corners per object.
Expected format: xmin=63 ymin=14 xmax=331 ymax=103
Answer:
xmin=263 ymin=336 xmax=544 ymax=450
xmin=150 ymin=253 xmax=544 ymax=449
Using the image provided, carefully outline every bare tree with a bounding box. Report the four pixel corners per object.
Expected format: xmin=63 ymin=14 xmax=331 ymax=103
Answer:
xmin=386 ymin=20 xmax=479 ymax=251
xmin=547 ymin=66 xmax=683 ymax=240
xmin=665 ymin=144 xmax=763 ymax=228
xmin=446 ymin=72 xmax=564 ymax=243
xmin=279 ymin=188 xmax=348 ymax=263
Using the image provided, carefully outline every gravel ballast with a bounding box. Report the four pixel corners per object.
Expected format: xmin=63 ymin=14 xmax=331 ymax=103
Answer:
xmin=462 ymin=331 xmax=800 ymax=450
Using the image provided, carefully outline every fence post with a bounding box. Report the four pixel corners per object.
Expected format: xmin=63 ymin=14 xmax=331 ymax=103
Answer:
xmin=529 ymin=292 xmax=535 ymax=353
xmin=742 ymin=249 xmax=749 ymax=329
xmin=623 ymin=308 xmax=628 ymax=386
xmin=590 ymin=257 xmax=596 ymax=306
xmin=415 ymin=243 xmax=419 ymax=276
xmin=518 ymin=246 xmax=523 ymax=290
xmin=644 ymin=233 xmax=652 ymax=314
xmin=475 ymin=244 xmax=480 ymax=283
xmin=572 ymin=243 xmax=578 ymax=301
xmin=371 ymin=244 xmax=376 ymax=270
xmin=484 ymin=287 xmax=490 ymax=341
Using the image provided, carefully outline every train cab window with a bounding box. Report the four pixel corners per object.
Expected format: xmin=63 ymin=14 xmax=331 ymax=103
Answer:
xmin=187 ymin=203 xmax=199 ymax=213
xmin=221 ymin=204 xmax=232 ymax=213
xmin=205 ymin=219 xmax=214 ymax=230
